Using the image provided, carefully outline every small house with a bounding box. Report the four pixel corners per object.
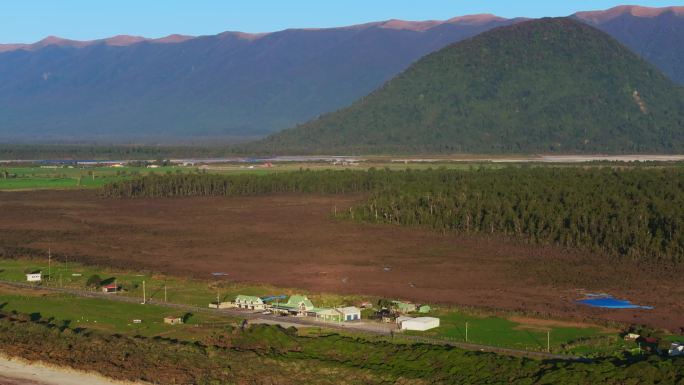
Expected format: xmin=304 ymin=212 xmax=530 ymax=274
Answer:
xmin=235 ymin=295 xmax=265 ymax=310
xmin=132 ymin=319 xmax=143 ymax=324
xmin=315 ymin=308 xmax=343 ymax=322
xmin=208 ymin=301 xmax=235 ymax=309
xmin=636 ymin=336 xmax=660 ymax=353
xmin=101 ymin=284 xmax=120 ymax=293
xmin=163 ymin=316 xmax=183 ymax=325
xmin=669 ymin=343 xmax=684 ymax=356
xmin=418 ymin=305 xmax=431 ymax=314
xmin=624 ymin=333 xmax=641 ymax=341
xmin=399 ymin=317 xmax=440 ymax=331
xmin=26 ymin=272 xmax=42 ymax=282
xmin=337 ymin=306 xmax=361 ymax=321
xmin=273 ymin=295 xmax=314 ymax=315
xmin=392 ymin=301 xmax=416 ymax=314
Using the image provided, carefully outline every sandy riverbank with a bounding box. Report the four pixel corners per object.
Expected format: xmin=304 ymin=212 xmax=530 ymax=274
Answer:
xmin=0 ymin=355 xmax=146 ymax=385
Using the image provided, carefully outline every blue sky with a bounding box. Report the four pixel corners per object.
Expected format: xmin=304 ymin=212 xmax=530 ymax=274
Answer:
xmin=0 ymin=0 xmax=678 ymax=43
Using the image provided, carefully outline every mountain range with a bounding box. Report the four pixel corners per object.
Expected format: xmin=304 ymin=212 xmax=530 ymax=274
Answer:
xmin=0 ymin=5 xmax=683 ymax=146
xmin=251 ymin=17 xmax=684 ymax=154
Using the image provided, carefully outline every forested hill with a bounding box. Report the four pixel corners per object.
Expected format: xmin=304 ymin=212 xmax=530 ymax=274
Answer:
xmin=248 ymin=18 xmax=684 ymax=155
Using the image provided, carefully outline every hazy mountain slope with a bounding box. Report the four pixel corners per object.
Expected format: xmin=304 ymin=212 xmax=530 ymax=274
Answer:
xmin=251 ymin=18 xmax=684 ymax=154
xmin=0 ymin=17 xmax=516 ymax=143
xmin=574 ymin=5 xmax=684 ymax=84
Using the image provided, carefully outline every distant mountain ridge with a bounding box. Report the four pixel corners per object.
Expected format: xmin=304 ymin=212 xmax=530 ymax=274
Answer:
xmin=250 ymin=18 xmax=684 ymax=154
xmin=0 ymin=34 xmax=195 ymax=52
xmin=573 ymin=5 xmax=684 ymax=85
xmin=0 ymin=15 xmax=520 ymax=143
xmin=0 ymin=13 xmax=510 ymax=52
xmin=0 ymin=5 xmax=683 ymax=144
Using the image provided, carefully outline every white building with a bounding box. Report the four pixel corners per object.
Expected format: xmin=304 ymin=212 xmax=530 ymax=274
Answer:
xmin=399 ymin=317 xmax=440 ymax=331
xmin=336 ymin=306 xmax=361 ymax=321
xmin=314 ymin=306 xmax=362 ymax=322
xmin=670 ymin=343 xmax=684 ymax=356
xmin=25 ymin=272 xmax=42 ymax=282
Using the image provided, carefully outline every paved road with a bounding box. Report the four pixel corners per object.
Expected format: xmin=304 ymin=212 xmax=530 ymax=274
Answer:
xmin=0 ymin=280 xmax=588 ymax=362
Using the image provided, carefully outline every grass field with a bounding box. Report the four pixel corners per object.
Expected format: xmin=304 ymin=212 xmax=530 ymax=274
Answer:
xmin=1 ymin=257 xmax=672 ymax=356
xmin=0 ymin=165 xmax=199 ymax=190
xmin=410 ymin=309 xmax=632 ymax=356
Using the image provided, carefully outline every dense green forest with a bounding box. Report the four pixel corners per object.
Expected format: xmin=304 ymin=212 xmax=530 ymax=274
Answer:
xmin=102 ymin=167 xmax=684 ymax=264
xmin=247 ymin=18 xmax=684 ymax=155
xmin=2 ymin=311 xmax=683 ymax=384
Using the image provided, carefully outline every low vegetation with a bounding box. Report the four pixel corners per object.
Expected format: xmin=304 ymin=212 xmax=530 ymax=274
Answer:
xmin=1 ymin=310 xmax=684 ymax=385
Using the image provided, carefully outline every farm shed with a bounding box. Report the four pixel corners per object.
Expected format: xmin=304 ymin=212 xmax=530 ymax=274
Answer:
xmin=235 ymin=295 xmax=265 ymax=310
xmin=101 ymin=284 xmax=120 ymax=293
xmin=163 ymin=316 xmax=183 ymax=325
xmin=25 ymin=272 xmax=42 ymax=282
xmin=208 ymin=301 xmax=235 ymax=309
xmin=314 ymin=306 xmax=361 ymax=322
xmin=670 ymin=343 xmax=684 ymax=356
xmin=337 ymin=306 xmax=361 ymax=321
xmin=314 ymin=308 xmax=342 ymax=321
xmin=399 ymin=317 xmax=440 ymax=331
xmin=393 ymin=301 xmax=416 ymax=313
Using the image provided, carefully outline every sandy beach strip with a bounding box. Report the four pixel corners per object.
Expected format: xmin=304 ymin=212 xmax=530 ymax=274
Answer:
xmin=0 ymin=355 xmax=147 ymax=385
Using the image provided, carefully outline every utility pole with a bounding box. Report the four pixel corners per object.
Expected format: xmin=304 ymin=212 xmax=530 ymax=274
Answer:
xmin=164 ymin=285 xmax=167 ymax=302
xmin=216 ymin=291 xmax=220 ymax=306
xmin=48 ymin=248 xmax=51 ymax=282
xmin=465 ymin=322 xmax=469 ymax=342
xmin=142 ymin=280 xmax=146 ymax=304
xmin=547 ymin=330 xmax=550 ymax=353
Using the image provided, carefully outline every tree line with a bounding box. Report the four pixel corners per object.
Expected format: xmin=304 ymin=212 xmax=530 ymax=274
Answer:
xmin=101 ymin=167 xmax=684 ymax=264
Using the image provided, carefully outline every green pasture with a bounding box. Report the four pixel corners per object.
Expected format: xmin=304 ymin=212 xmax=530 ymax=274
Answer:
xmin=0 ymin=258 xmax=363 ymax=310
xmin=0 ymin=290 xmax=232 ymax=339
xmin=0 ymin=165 xmax=199 ymax=190
xmin=408 ymin=310 xmax=626 ymax=356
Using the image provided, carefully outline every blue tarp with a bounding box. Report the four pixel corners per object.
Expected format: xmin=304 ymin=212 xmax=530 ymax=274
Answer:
xmin=576 ymin=296 xmax=653 ymax=309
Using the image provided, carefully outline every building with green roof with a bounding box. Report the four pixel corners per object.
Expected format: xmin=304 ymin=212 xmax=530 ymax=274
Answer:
xmin=272 ymin=294 xmax=315 ymax=315
xmin=235 ymin=295 xmax=265 ymax=310
xmin=393 ymin=301 xmax=416 ymax=314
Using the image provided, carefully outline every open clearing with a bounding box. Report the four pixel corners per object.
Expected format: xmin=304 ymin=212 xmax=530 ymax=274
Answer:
xmin=1 ymin=189 xmax=683 ymax=331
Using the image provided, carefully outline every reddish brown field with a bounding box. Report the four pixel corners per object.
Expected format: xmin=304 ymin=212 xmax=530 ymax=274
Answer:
xmin=1 ymin=190 xmax=683 ymax=331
